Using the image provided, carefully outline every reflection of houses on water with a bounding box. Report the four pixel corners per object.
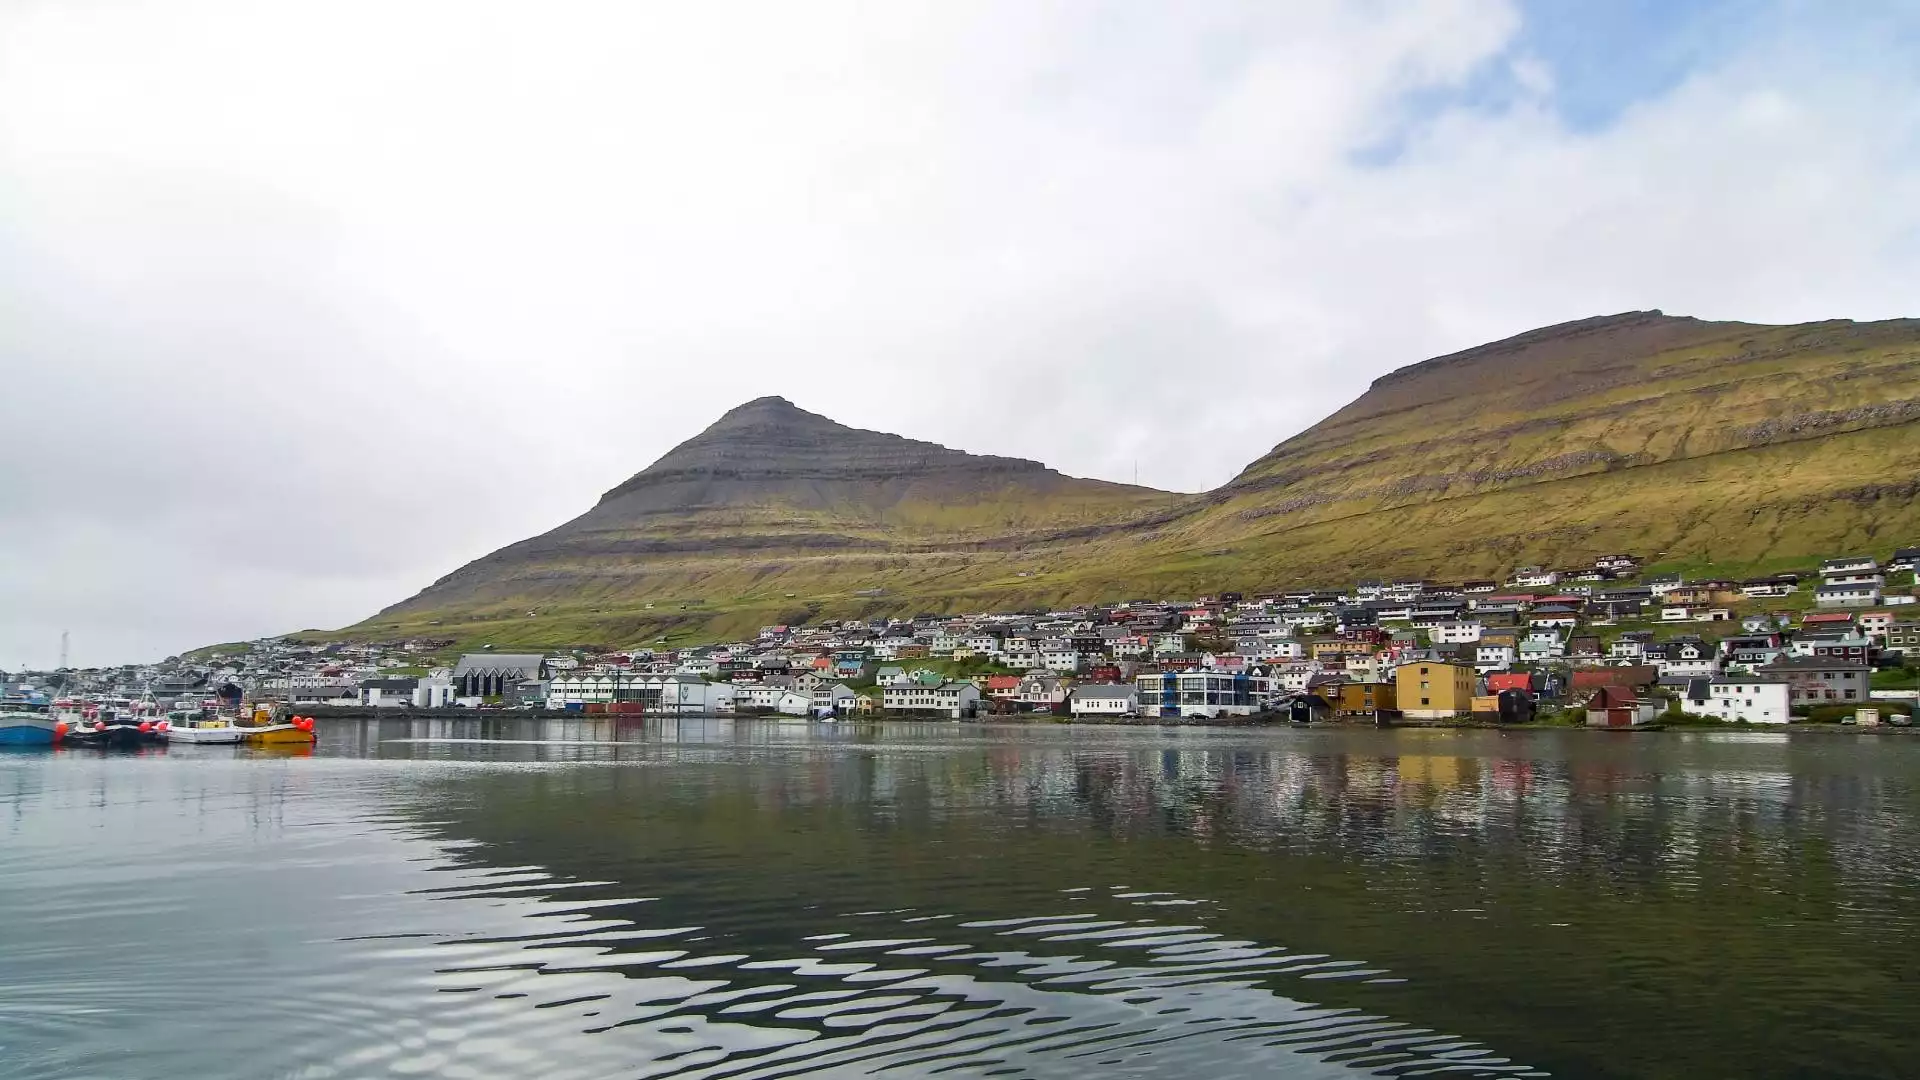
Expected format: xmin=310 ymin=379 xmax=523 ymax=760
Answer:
xmin=1394 ymin=754 xmax=1471 ymax=791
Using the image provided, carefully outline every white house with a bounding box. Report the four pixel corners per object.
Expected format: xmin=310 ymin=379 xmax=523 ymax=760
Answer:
xmin=1070 ymin=683 xmax=1139 ymax=717
xmin=1687 ymin=678 xmax=1791 ymax=724
xmin=1519 ymin=637 xmax=1564 ymax=662
xmin=1661 ymin=640 xmax=1720 ymax=679
xmin=291 ymin=684 xmax=359 ymax=707
xmin=962 ymin=634 xmax=1002 ymax=655
xmin=1257 ymin=640 xmax=1305 ymax=660
xmin=882 ymin=681 xmax=980 ymax=718
xmin=1661 ymin=606 xmax=1693 ymax=622
xmin=1041 ymin=648 xmax=1084 ymax=674
xmin=1511 ymin=567 xmax=1560 ymax=588
xmin=1821 ymin=556 xmax=1880 ymax=577
xmin=810 ymin=683 xmax=857 ymax=713
xmin=1344 ymin=654 xmax=1389 ymax=682
xmin=775 ymin=690 xmax=814 ymax=717
xmin=1272 ymin=662 xmax=1323 ymax=693
xmin=1858 ymin=611 xmax=1896 ymax=639
xmin=1475 ymin=644 xmax=1517 ymax=673
xmin=1816 ymin=583 xmax=1881 ymax=608
xmin=411 ymin=672 xmax=457 ymax=708
xmin=1610 ymin=638 xmax=1648 ymax=661
xmin=1431 ymin=622 xmax=1484 ymax=644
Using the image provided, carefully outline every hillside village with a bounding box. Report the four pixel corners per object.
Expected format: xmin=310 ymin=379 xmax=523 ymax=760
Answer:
xmin=17 ymin=545 xmax=1920 ymax=730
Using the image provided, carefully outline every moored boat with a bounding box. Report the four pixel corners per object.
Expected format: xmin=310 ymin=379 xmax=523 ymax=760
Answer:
xmin=162 ymin=708 xmax=244 ymax=744
xmin=0 ymin=698 xmax=61 ymax=746
xmin=97 ymin=710 xmax=166 ymax=747
xmin=233 ymin=707 xmax=318 ymax=746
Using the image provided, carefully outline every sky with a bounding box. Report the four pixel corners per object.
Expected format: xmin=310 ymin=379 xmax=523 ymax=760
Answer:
xmin=3 ymin=0 xmax=1918 ymax=668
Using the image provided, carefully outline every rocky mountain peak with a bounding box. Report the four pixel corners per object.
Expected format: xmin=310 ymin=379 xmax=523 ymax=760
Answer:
xmin=595 ymin=397 xmax=1056 ymax=507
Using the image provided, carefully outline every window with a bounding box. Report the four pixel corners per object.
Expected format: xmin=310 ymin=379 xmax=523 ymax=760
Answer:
xmin=1421 ymin=697 xmax=1430 ymax=705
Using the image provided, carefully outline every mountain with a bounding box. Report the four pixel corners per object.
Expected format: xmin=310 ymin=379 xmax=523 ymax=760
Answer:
xmin=364 ymin=396 xmax=1181 ymax=643
xmin=1150 ymin=311 xmax=1920 ymax=587
xmin=351 ymin=312 xmax=1920 ymax=648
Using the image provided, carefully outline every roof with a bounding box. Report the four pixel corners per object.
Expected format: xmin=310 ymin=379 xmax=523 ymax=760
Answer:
xmin=294 ymin=684 xmax=359 ymax=698
xmin=453 ymin=654 xmax=545 ymax=676
xmin=1760 ymin=656 xmax=1870 ymax=671
xmin=1072 ymin=683 xmax=1138 ymax=700
xmin=1586 ymin=685 xmax=1642 ymax=709
xmin=1571 ymin=665 xmax=1658 ymax=690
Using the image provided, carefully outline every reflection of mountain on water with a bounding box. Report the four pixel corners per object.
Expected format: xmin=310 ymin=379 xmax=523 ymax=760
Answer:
xmin=370 ymin=725 xmax=1920 ymax=1078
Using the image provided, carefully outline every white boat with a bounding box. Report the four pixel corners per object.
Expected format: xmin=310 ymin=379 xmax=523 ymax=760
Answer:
xmin=161 ymin=710 xmax=244 ymax=744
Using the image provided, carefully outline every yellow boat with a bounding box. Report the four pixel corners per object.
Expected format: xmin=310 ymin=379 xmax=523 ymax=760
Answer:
xmin=234 ymin=707 xmax=318 ymax=746
xmin=242 ymin=724 xmax=317 ymax=746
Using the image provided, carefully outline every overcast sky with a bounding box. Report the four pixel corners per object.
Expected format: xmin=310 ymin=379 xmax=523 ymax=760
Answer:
xmin=3 ymin=0 xmax=1918 ymax=668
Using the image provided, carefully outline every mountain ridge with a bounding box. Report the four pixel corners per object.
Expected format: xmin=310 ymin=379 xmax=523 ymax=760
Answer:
xmin=349 ymin=310 xmax=1920 ymax=648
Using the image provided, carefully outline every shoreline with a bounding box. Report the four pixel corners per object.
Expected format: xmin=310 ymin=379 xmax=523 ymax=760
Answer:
xmin=296 ymin=707 xmax=1916 ymax=735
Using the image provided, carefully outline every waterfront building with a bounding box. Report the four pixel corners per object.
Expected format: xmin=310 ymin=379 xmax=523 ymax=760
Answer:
xmin=1393 ymin=660 xmax=1477 ymax=719
xmin=882 ymin=681 xmax=980 ymax=718
xmin=1069 ymin=684 xmax=1138 ymax=717
xmin=454 ymin=654 xmax=549 ymax=697
xmin=1755 ymin=657 xmax=1871 ymax=707
xmin=1685 ymin=678 xmax=1792 ymax=724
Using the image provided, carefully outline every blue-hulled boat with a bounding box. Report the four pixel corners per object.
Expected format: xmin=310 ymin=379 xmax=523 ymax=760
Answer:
xmin=0 ymin=697 xmax=60 ymax=746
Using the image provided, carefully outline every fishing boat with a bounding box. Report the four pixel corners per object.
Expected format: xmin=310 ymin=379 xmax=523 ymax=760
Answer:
xmin=0 ymin=695 xmax=61 ymax=746
xmin=53 ymin=700 xmax=106 ymax=746
xmin=96 ymin=704 xmax=165 ymax=747
xmin=161 ymin=706 xmax=244 ymax=745
xmin=233 ymin=706 xmax=318 ymax=746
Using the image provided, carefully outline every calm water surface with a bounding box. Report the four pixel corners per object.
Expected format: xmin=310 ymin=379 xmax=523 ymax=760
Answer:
xmin=4 ymin=720 xmax=1918 ymax=1079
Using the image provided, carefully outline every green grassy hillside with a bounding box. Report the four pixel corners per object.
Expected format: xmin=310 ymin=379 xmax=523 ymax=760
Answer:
xmin=338 ymin=312 xmax=1920 ymax=650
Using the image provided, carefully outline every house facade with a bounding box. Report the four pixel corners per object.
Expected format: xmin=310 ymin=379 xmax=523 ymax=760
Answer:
xmin=1070 ymin=684 xmax=1139 ymax=717
xmin=1756 ymin=657 xmax=1871 ymax=707
xmin=1816 ymin=582 xmax=1882 ymax=608
xmin=1687 ymin=678 xmax=1792 ymax=725
xmin=882 ymin=681 xmax=980 ymax=718
xmin=1394 ymin=660 xmax=1477 ymax=719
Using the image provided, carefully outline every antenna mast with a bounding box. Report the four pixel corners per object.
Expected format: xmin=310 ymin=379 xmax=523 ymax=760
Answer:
xmin=59 ymin=630 xmax=69 ymax=670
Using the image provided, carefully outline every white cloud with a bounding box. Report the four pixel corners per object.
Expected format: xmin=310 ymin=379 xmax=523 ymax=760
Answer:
xmin=0 ymin=0 xmax=1915 ymax=665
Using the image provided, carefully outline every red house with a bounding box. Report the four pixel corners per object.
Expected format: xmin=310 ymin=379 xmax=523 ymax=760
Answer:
xmin=1585 ymin=685 xmax=1658 ymax=728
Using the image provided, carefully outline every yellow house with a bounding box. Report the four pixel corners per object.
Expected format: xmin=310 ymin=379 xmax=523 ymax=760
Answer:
xmin=1394 ymin=660 xmax=1478 ymax=719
